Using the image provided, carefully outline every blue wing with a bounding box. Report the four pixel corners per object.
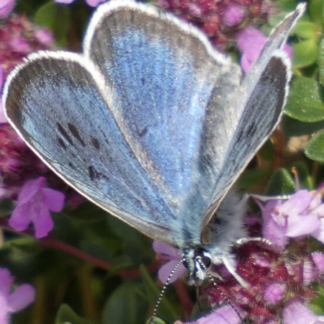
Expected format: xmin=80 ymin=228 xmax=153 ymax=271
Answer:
xmin=3 ymin=0 xmax=305 ymax=249
xmin=84 ymin=1 xmax=241 ymax=247
xmin=4 ymin=52 xmax=176 ymax=244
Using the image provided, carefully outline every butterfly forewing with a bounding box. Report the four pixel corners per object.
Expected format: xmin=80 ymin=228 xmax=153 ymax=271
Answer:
xmin=84 ymin=1 xmax=243 ymax=247
xmin=4 ymin=52 xmax=174 ymax=244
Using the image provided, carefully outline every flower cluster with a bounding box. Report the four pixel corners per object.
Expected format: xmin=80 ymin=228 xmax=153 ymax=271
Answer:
xmin=154 ymin=189 xmax=324 ymax=324
xmin=260 ymin=188 xmax=324 ymax=249
xmin=156 ymin=0 xmax=265 ymax=46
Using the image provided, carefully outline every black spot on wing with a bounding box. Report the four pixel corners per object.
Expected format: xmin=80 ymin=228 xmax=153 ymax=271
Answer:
xmin=91 ymin=137 xmax=100 ymax=149
xmin=88 ymin=165 xmax=98 ymax=181
xmin=137 ymin=127 xmax=148 ymax=137
xmin=57 ymin=123 xmax=73 ymax=145
xmin=68 ymin=123 xmax=85 ymax=146
xmin=57 ymin=137 xmax=67 ymax=150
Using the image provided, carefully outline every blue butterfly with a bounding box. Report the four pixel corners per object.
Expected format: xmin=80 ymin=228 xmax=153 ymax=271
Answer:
xmin=3 ymin=0 xmax=305 ymax=288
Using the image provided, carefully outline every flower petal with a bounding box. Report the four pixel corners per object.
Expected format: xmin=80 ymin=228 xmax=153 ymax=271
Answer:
xmin=286 ymin=213 xmax=320 ymax=237
xmin=42 ymin=188 xmax=65 ymax=212
xmin=311 ymin=219 xmax=324 ymax=244
xmin=18 ymin=177 xmax=46 ymax=205
xmin=180 ymin=305 xmax=242 ymax=324
xmin=262 ymin=214 xmax=288 ymax=250
xmin=153 ymin=241 xmax=181 ymax=260
xmin=33 ymin=206 xmax=54 ymax=238
xmin=86 ymin=0 xmax=104 ymax=7
xmin=264 ymin=283 xmax=286 ymax=304
xmin=0 ymin=0 xmax=15 ymax=18
xmin=283 ymin=300 xmax=318 ymax=324
xmin=278 ymin=190 xmax=313 ymax=218
xmin=9 ymin=204 xmax=31 ymax=231
xmin=0 ymin=294 xmax=9 ymax=324
xmin=158 ymin=260 xmax=186 ymax=284
xmin=0 ymin=268 xmax=13 ymax=295
xmin=8 ymin=284 xmax=35 ymax=313
xmin=222 ymin=5 xmax=245 ymax=27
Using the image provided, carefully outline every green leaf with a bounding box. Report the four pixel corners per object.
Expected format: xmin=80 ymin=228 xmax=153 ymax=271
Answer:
xmin=281 ymin=115 xmax=324 ymax=136
xmin=311 ymin=286 xmax=324 ymax=314
xmin=0 ymin=198 xmax=13 ymax=216
xmin=55 ymin=304 xmax=91 ymax=324
xmin=292 ymin=39 xmax=318 ymax=68
xmin=259 ymin=139 xmax=274 ymax=161
xmin=319 ymin=37 xmax=324 ymax=87
xmin=34 ymin=2 xmax=71 ymax=46
xmin=66 ymin=201 xmax=109 ymax=223
xmin=264 ymin=168 xmax=295 ymax=195
xmin=305 ymin=129 xmax=324 ymax=161
xmin=101 ymin=281 xmax=147 ymax=324
xmin=139 ymin=265 xmax=179 ymax=323
xmin=289 ymin=161 xmax=313 ymax=189
xmin=284 ymin=76 xmax=324 ymax=122
xmin=309 ymin=0 xmax=324 ymax=28
xmin=293 ymin=21 xmax=316 ymax=39
xmin=237 ymin=169 xmax=271 ymax=189
xmin=145 ymin=317 xmax=167 ymax=324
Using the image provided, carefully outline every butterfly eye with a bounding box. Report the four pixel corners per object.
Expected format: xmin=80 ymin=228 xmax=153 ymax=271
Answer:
xmin=201 ymin=255 xmax=211 ymax=269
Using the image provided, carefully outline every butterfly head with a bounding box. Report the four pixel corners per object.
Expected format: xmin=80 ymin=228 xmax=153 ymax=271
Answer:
xmin=182 ymin=248 xmax=212 ymax=286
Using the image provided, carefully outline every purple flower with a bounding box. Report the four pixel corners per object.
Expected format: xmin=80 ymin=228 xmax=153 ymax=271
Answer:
xmin=174 ymin=305 xmax=242 ymax=324
xmin=312 ymin=252 xmax=324 ymax=274
xmin=54 ymin=0 xmax=104 ymax=7
xmin=0 ymin=65 xmax=6 ymax=124
xmin=0 ymin=0 xmax=15 ymax=18
xmin=283 ymin=299 xmax=324 ymax=324
xmin=264 ymin=283 xmax=286 ymax=304
xmin=33 ymin=29 xmax=54 ymax=46
xmin=260 ymin=199 xmax=288 ymax=249
xmin=222 ymin=5 xmax=245 ymax=27
xmin=152 ymin=241 xmax=186 ymax=284
xmin=259 ymin=189 xmax=324 ymax=249
xmin=0 ymin=267 xmax=35 ymax=324
xmin=9 ymin=177 xmax=65 ymax=238
xmin=236 ymin=26 xmax=292 ymax=72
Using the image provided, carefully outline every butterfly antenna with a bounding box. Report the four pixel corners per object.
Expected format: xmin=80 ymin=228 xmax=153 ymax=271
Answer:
xmin=149 ymin=258 xmax=185 ymax=324
xmin=197 ymin=257 xmax=243 ymax=322
xmin=235 ymin=236 xmax=273 ymax=246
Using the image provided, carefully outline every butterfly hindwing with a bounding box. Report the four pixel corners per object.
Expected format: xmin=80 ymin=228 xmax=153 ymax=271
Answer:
xmin=201 ymin=4 xmax=306 ymax=239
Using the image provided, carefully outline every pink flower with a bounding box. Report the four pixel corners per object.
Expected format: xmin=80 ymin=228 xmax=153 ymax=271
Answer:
xmin=312 ymin=252 xmax=324 ymax=274
xmin=0 ymin=267 xmax=35 ymax=324
xmin=264 ymin=283 xmax=286 ymax=304
xmin=0 ymin=65 xmax=6 ymax=124
xmin=236 ymin=26 xmax=292 ymax=72
xmin=260 ymin=199 xmax=288 ymax=249
xmin=174 ymin=305 xmax=242 ymax=324
xmin=9 ymin=177 xmax=65 ymax=238
xmin=9 ymin=36 xmax=31 ymax=53
xmin=33 ymin=29 xmax=54 ymax=46
xmin=0 ymin=0 xmax=15 ymax=18
xmin=222 ymin=5 xmax=245 ymax=27
xmin=152 ymin=241 xmax=186 ymax=284
xmin=283 ymin=299 xmax=324 ymax=324
xmin=54 ymin=0 xmax=104 ymax=7
xmin=259 ymin=189 xmax=324 ymax=249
